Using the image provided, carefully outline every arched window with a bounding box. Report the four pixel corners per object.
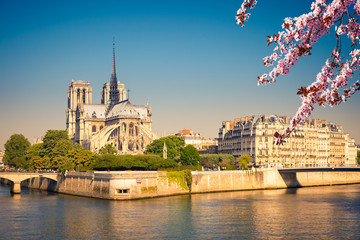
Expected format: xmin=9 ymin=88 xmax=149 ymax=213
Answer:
xmin=100 ymin=125 xmax=103 ymax=130
xmin=135 ymin=126 xmax=139 ymax=136
xmin=77 ymin=89 xmax=80 ymax=103
xmin=83 ymin=89 xmax=86 ymax=104
xmin=128 ymin=141 xmax=134 ymax=151
xmin=92 ymin=125 xmax=96 ymax=133
xmin=129 ymin=123 xmax=134 ymax=136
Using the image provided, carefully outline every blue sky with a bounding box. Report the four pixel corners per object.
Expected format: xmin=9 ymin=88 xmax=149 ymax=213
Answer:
xmin=0 ymin=0 xmax=359 ymax=149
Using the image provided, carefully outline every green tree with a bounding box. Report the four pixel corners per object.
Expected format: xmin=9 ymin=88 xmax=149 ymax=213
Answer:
xmin=200 ymin=154 xmax=235 ymax=168
xmin=3 ymin=134 xmax=31 ymax=168
xmin=98 ymin=144 xmax=117 ymax=155
xmin=180 ymin=145 xmax=201 ymax=166
xmin=237 ymin=154 xmax=253 ymax=169
xmin=145 ymin=136 xmax=185 ymax=159
xmin=42 ymin=130 xmax=72 ymax=159
xmin=26 ymin=143 xmax=50 ymax=170
xmin=166 ymin=135 xmax=185 ymax=155
xmin=66 ymin=147 xmax=95 ymax=171
xmin=357 ymin=150 xmax=360 ymax=165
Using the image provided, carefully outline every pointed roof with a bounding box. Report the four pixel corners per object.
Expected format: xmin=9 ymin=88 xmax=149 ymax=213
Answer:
xmin=110 ymin=38 xmax=117 ymax=84
xmin=109 ymin=38 xmax=120 ymax=105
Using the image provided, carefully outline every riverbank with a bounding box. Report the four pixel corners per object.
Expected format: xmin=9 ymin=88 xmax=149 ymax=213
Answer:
xmin=17 ymin=168 xmax=360 ymax=200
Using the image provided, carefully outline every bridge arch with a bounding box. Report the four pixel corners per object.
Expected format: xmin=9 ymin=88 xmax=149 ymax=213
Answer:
xmin=0 ymin=173 xmax=59 ymax=194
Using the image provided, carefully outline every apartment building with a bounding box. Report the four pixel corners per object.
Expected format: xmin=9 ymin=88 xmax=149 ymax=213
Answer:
xmin=218 ymin=115 xmax=357 ymax=167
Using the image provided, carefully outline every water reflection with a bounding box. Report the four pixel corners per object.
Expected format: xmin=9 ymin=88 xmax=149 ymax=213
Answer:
xmin=0 ymin=184 xmax=360 ymax=239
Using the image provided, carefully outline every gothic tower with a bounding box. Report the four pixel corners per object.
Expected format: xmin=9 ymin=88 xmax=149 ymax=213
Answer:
xmin=66 ymin=80 xmax=92 ymax=140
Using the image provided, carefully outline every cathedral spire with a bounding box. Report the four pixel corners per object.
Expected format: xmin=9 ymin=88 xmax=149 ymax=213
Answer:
xmin=111 ymin=37 xmax=117 ymax=83
xmin=109 ymin=38 xmax=120 ymax=105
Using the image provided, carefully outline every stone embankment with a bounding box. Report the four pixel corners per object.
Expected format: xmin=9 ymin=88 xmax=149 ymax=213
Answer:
xmin=19 ymin=168 xmax=360 ymax=200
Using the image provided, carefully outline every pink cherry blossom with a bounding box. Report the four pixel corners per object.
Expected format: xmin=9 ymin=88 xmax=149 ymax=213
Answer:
xmin=237 ymin=0 xmax=360 ymax=145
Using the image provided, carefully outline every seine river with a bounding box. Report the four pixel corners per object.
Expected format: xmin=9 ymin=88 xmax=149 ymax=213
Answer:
xmin=1 ymin=184 xmax=360 ymax=240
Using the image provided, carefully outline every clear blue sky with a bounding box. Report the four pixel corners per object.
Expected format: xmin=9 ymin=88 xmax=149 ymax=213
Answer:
xmin=0 ymin=0 xmax=359 ymax=149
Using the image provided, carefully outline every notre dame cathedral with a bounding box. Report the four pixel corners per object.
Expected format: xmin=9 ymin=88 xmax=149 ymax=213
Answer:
xmin=66 ymin=41 xmax=157 ymax=154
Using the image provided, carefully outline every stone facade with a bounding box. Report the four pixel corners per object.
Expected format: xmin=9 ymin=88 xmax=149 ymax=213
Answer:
xmin=66 ymin=42 xmax=157 ymax=154
xmin=218 ymin=115 xmax=357 ymax=167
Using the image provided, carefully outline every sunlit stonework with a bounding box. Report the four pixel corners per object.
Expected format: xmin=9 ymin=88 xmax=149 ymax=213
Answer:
xmin=66 ymin=42 xmax=157 ymax=154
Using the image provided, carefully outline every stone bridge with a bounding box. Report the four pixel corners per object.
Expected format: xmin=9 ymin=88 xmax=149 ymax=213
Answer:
xmin=277 ymin=167 xmax=360 ymax=188
xmin=0 ymin=172 xmax=60 ymax=194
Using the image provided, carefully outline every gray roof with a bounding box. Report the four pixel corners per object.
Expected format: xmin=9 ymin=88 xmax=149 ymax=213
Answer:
xmin=84 ymin=104 xmax=106 ymax=119
xmin=107 ymin=100 xmax=147 ymax=119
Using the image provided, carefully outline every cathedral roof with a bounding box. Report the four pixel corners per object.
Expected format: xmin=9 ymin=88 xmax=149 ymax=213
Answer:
xmin=83 ymin=104 xmax=106 ymax=119
xmin=107 ymin=100 xmax=142 ymax=118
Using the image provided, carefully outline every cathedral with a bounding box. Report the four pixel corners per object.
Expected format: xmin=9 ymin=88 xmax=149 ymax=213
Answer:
xmin=66 ymin=42 xmax=157 ymax=154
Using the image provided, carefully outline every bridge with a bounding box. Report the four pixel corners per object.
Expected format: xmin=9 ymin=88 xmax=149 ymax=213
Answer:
xmin=0 ymin=172 xmax=60 ymax=194
xmin=276 ymin=167 xmax=360 ymax=188
xmin=278 ymin=167 xmax=360 ymax=173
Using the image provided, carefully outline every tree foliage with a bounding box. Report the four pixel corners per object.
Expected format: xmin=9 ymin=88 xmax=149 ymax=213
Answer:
xmin=98 ymin=144 xmax=117 ymax=155
xmin=237 ymin=1 xmax=360 ymax=144
xmin=22 ymin=130 xmax=94 ymax=172
xmin=237 ymin=154 xmax=253 ymax=169
xmin=180 ymin=145 xmax=201 ymax=166
xmin=145 ymin=136 xmax=185 ymax=159
xmin=91 ymin=154 xmax=178 ymax=171
xmin=200 ymin=154 xmax=235 ymax=167
xmin=3 ymin=134 xmax=31 ymax=168
xmin=357 ymin=150 xmax=360 ymax=165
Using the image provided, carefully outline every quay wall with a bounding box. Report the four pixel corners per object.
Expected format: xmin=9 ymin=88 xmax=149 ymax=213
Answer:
xmin=22 ymin=169 xmax=360 ymax=200
xmin=25 ymin=171 xmax=189 ymax=200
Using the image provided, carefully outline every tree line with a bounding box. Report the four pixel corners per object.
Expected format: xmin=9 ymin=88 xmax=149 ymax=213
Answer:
xmin=2 ymin=130 xmax=251 ymax=172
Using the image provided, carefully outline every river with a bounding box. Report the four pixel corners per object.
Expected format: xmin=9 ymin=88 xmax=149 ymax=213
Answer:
xmin=0 ymin=184 xmax=360 ymax=239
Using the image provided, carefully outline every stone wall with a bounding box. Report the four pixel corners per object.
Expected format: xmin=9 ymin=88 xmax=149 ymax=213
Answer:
xmin=25 ymin=171 xmax=189 ymax=200
xmin=191 ymin=169 xmax=287 ymax=193
xmin=21 ymin=169 xmax=360 ymax=200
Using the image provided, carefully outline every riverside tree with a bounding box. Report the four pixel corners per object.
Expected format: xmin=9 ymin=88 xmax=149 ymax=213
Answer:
xmin=237 ymin=0 xmax=360 ymax=144
xmin=145 ymin=136 xmax=185 ymax=159
xmin=180 ymin=145 xmax=201 ymax=166
xmin=3 ymin=134 xmax=31 ymax=168
xmin=237 ymin=154 xmax=253 ymax=169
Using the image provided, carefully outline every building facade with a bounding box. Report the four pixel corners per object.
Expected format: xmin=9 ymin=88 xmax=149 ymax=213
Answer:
xmin=174 ymin=129 xmax=218 ymax=151
xmin=66 ymin=42 xmax=157 ymax=154
xmin=218 ymin=115 xmax=357 ymax=167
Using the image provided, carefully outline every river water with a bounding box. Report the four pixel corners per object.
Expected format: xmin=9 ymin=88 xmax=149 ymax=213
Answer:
xmin=0 ymin=184 xmax=360 ymax=240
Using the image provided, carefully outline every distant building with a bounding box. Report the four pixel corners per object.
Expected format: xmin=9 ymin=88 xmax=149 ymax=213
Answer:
xmin=66 ymin=41 xmax=157 ymax=154
xmin=218 ymin=115 xmax=357 ymax=167
xmin=0 ymin=150 xmax=4 ymax=166
xmin=345 ymin=134 xmax=357 ymax=166
xmin=33 ymin=136 xmax=43 ymax=145
xmin=175 ymin=129 xmax=217 ymax=151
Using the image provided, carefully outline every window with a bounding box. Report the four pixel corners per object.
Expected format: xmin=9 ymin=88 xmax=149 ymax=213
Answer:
xmin=116 ymin=189 xmax=130 ymax=195
xmin=83 ymin=89 xmax=86 ymax=103
xmin=92 ymin=126 xmax=96 ymax=132
xmin=129 ymin=123 xmax=134 ymax=136
xmin=77 ymin=89 xmax=80 ymax=103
